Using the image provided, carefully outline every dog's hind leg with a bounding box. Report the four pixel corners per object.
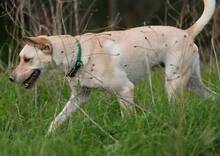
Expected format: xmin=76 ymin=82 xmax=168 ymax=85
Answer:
xmin=165 ymin=67 xmax=192 ymax=100
xmin=47 ymin=87 xmax=90 ymax=134
xmin=164 ymin=52 xmax=196 ymax=100
xmin=187 ymin=54 xmax=217 ymax=99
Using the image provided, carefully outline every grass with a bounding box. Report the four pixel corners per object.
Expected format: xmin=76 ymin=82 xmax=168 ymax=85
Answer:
xmin=0 ymin=63 xmax=220 ymax=156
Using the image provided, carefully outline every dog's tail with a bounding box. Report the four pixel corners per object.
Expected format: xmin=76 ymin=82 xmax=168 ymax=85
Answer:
xmin=186 ymin=0 xmax=216 ymax=39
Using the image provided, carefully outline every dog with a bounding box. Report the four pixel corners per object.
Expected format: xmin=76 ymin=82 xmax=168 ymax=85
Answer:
xmin=9 ymin=0 xmax=217 ymax=133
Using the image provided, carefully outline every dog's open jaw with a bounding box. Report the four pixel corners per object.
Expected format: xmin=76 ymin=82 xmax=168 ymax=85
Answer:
xmin=23 ymin=69 xmax=41 ymax=89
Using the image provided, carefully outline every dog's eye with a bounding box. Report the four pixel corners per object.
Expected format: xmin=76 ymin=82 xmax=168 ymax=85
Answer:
xmin=24 ymin=57 xmax=32 ymax=63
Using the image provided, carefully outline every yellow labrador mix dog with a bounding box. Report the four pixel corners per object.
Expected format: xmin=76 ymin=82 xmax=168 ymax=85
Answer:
xmin=10 ymin=0 xmax=217 ymax=133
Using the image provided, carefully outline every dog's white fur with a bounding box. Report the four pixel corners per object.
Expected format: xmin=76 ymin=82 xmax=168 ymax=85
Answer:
xmin=10 ymin=0 xmax=217 ymax=133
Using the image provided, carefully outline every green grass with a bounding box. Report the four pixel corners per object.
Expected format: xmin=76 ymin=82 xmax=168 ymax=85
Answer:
xmin=0 ymin=64 xmax=220 ymax=156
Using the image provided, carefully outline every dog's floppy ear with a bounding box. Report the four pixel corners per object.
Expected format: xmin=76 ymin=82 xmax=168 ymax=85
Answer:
xmin=22 ymin=36 xmax=52 ymax=54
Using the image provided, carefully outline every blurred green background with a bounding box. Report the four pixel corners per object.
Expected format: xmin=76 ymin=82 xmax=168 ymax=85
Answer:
xmin=0 ymin=0 xmax=219 ymax=68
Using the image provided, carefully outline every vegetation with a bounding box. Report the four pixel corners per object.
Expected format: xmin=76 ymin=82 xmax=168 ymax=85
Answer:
xmin=0 ymin=63 xmax=219 ymax=155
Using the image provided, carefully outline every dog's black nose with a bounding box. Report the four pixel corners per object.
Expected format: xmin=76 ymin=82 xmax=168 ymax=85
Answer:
xmin=9 ymin=75 xmax=15 ymax=82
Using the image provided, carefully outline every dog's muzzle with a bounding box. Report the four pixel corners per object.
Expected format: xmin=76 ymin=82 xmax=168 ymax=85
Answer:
xmin=23 ymin=69 xmax=41 ymax=89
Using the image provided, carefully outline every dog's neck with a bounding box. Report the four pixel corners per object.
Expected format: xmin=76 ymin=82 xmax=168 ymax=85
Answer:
xmin=48 ymin=35 xmax=91 ymax=74
xmin=48 ymin=35 xmax=77 ymax=66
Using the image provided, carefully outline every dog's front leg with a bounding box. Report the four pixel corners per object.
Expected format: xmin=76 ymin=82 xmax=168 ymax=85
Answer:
xmin=47 ymin=88 xmax=90 ymax=134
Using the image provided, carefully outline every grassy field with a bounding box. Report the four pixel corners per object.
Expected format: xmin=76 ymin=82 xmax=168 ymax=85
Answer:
xmin=0 ymin=63 xmax=220 ymax=156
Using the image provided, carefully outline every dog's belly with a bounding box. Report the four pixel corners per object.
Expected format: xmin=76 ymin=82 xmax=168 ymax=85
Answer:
xmin=119 ymin=50 xmax=159 ymax=83
xmin=118 ymin=45 xmax=164 ymax=83
xmin=123 ymin=61 xmax=147 ymax=83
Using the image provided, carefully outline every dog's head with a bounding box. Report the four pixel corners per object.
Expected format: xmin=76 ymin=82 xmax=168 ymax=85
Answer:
xmin=9 ymin=36 xmax=53 ymax=89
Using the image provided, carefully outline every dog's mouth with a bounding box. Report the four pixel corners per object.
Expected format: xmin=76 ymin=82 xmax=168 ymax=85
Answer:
xmin=23 ymin=69 xmax=41 ymax=89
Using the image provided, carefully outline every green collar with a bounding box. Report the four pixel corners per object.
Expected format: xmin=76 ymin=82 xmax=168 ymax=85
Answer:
xmin=67 ymin=40 xmax=83 ymax=77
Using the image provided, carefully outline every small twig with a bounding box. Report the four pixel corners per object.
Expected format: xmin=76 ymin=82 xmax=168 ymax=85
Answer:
xmin=74 ymin=0 xmax=80 ymax=35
